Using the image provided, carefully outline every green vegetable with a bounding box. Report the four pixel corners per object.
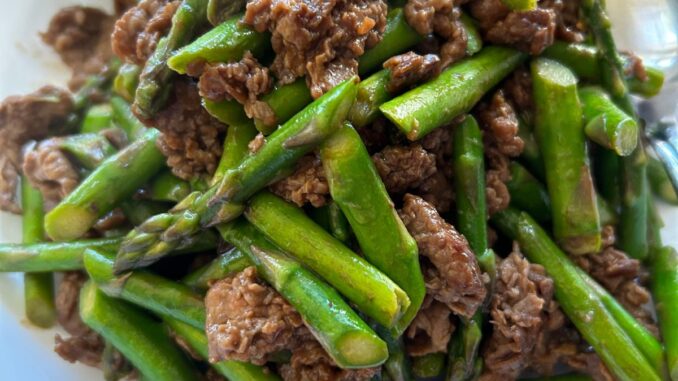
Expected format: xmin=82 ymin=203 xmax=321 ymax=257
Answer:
xmin=59 ymin=133 xmax=118 ymax=170
xmin=79 ymin=281 xmax=200 ymax=381
xmin=113 ymin=63 xmax=141 ymax=102
xmin=380 ymin=47 xmax=526 ymax=140
xmin=182 ymin=248 xmax=251 ymax=292
xmin=80 ymin=104 xmax=113 ymax=134
xmin=308 ymin=202 xmax=352 ymax=243
xmin=0 ymin=238 xmax=121 ymax=272
xmin=506 ymin=161 xmax=552 ymax=224
xmin=532 ymin=58 xmax=601 ymax=255
xmin=147 ymin=170 xmax=192 ymax=203
xmin=245 ymin=191 xmax=410 ymax=328
xmin=254 ymin=79 xmax=313 ymax=135
xmin=500 ymin=0 xmax=537 ymax=11
xmin=372 ymin=324 xmax=413 ymax=381
xmin=412 ymin=353 xmax=446 ymax=379
xmin=651 ymin=246 xmax=678 ymax=380
xmin=349 ymin=69 xmax=392 ymax=128
xmin=110 ymin=96 xmax=147 ymax=141
xmin=579 ymin=86 xmax=638 ymax=156
xmin=460 ymin=13 xmax=483 ymax=55
xmin=219 ymin=220 xmax=388 ymax=368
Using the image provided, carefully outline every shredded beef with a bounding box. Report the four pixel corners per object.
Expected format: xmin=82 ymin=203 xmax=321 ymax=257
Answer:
xmin=400 ymin=194 xmax=486 ymax=319
xmin=248 ymin=133 xmax=267 ymax=154
xmin=384 ymin=52 xmax=440 ymax=93
xmin=469 ymin=0 xmax=556 ymax=55
xmin=541 ymin=0 xmax=585 ymax=42
xmin=196 ymin=52 xmax=275 ymax=124
xmin=622 ymin=51 xmax=649 ymax=82
xmin=0 ymin=86 xmax=73 ymax=213
xmin=243 ymin=0 xmax=388 ymax=98
xmin=478 ymin=91 xmax=524 ymax=158
xmin=54 ymin=272 xmax=105 ymax=367
xmin=405 ymin=296 xmax=455 ymax=356
xmin=483 ymin=143 xmax=512 ymax=216
xmin=41 ymin=7 xmax=115 ymax=90
xmin=92 ymin=209 xmax=128 ymax=234
xmin=280 ymin=340 xmax=380 ymax=381
xmin=502 ymin=68 xmax=533 ymax=115
xmin=205 ymin=267 xmax=310 ymax=365
xmin=22 ymin=139 xmax=80 ymax=210
xmin=270 ymin=155 xmax=329 ymax=207
xmin=112 ymin=0 xmax=180 ymax=65
xmin=153 ymin=80 xmax=226 ymax=180
xmin=373 ymin=145 xmax=437 ymax=193
xmin=415 ymin=171 xmax=454 ymax=214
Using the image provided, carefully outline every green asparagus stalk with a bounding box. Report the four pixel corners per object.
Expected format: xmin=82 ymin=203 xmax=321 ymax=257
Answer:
xmin=69 ymin=59 xmax=121 ymax=117
xmin=134 ymin=0 xmax=209 ymax=119
xmin=460 ymin=13 xmax=483 ymax=56
xmin=412 ymin=353 xmax=446 ymax=379
xmin=578 ymin=86 xmax=638 ymax=156
xmin=84 ymin=249 xmax=205 ymax=329
xmin=182 ymin=248 xmax=251 ymax=292
xmin=500 ymin=0 xmax=537 ymax=11
xmin=447 ymin=321 xmax=483 ymax=381
xmin=102 ymin=341 xmax=134 ymax=381
xmin=254 ymin=79 xmax=313 ymax=134
xmin=45 ymin=129 xmax=165 ymax=241
xmin=219 ymin=220 xmax=389 ymax=368
xmin=651 ymin=246 xmax=678 ymax=380
xmin=110 ymin=96 xmax=148 ymax=141
xmin=113 ymin=63 xmax=141 ymax=103
xmin=515 ymin=117 xmax=545 ymax=180
xmin=80 ymin=104 xmax=113 ymax=134
xmin=202 ymin=97 xmax=250 ymax=126
xmin=0 ymin=238 xmax=121 ymax=272
xmin=119 ymin=199 xmax=171 ymax=226
xmin=372 ymin=324 xmax=413 ymax=381
xmin=320 ymin=123 xmax=424 ymax=334
xmin=21 ymin=177 xmax=56 ymax=328
xmin=380 ymin=47 xmax=526 ymax=140
xmin=506 ymin=161 xmax=552 ymax=224
xmin=165 ymin=318 xmax=281 ymax=380
xmin=168 ymin=14 xmax=271 ymax=75
xmin=308 ymin=201 xmax=352 ymax=244
xmin=532 ymin=58 xmax=601 ymax=255
xmin=542 ymin=41 xmax=665 ymax=98
xmin=349 ymin=70 xmax=392 ymax=128
xmin=59 ymin=133 xmax=118 ymax=170
xmin=147 ymin=170 xmax=192 ymax=203
xmin=245 ymin=191 xmax=410 ymax=328
xmin=79 ymin=281 xmax=200 ymax=381
xmin=593 ymin=148 xmax=621 ymax=209
xmin=491 ymin=208 xmax=662 ymax=381
xmin=648 ymin=156 xmax=678 ymax=204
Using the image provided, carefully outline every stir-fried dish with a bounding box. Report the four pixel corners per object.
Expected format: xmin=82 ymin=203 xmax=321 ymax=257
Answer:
xmin=0 ymin=0 xmax=676 ymax=380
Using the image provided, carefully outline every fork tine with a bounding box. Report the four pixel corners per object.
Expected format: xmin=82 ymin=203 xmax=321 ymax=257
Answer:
xmin=649 ymin=137 xmax=678 ymax=196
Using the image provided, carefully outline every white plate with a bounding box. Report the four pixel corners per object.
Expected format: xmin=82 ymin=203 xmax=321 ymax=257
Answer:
xmin=1 ymin=2 xmax=678 ymax=380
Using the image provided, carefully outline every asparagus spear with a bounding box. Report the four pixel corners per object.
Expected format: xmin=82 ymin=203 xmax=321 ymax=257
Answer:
xmin=182 ymin=248 xmax=252 ymax=292
xmin=219 ymin=220 xmax=389 ymax=368
xmin=21 ymin=177 xmax=56 ymax=328
xmin=320 ymin=123 xmax=424 ymax=334
xmin=506 ymin=161 xmax=552 ymax=224
xmin=412 ymin=354 xmax=446 ymax=379
xmin=501 ymin=0 xmax=537 ymax=11
xmin=254 ymin=80 xmax=313 ymax=134
xmin=380 ymin=47 xmax=527 ymax=140
xmin=593 ymin=148 xmax=621 ymax=209
xmin=80 ymin=104 xmax=113 ymax=134
xmin=134 ymin=0 xmax=209 ymax=119
xmin=79 ymin=281 xmax=200 ymax=381
xmin=0 ymin=238 xmax=121 ymax=272
xmin=110 ymin=96 xmax=147 ymax=141
xmin=491 ymin=209 xmax=662 ymax=381
xmin=308 ymin=201 xmax=352 ymax=244
xmin=113 ymin=63 xmax=141 ymax=103
xmin=648 ymin=156 xmax=678 ymax=204
xmin=59 ymin=133 xmax=118 ymax=170
xmin=245 ymin=191 xmax=410 ymax=329
xmin=102 ymin=341 xmax=134 ymax=381
xmin=651 ymin=246 xmax=678 ymax=380
xmin=165 ymin=318 xmax=281 ymax=380
xmin=147 ymin=170 xmax=192 ymax=203
xmin=460 ymin=13 xmax=483 ymax=56
xmin=532 ymin=58 xmax=601 ymax=255
xmin=578 ymin=86 xmax=638 ymax=156
xmin=84 ymin=249 xmax=205 ymax=329
xmin=202 ymin=97 xmax=250 ymax=127
xmin=515 ymin=117 xmax=546 ymax=180
xmin=372 ymin=323 xmax=413 ymax=381
xmin=44 ymin=129 xmax=165 ymax=241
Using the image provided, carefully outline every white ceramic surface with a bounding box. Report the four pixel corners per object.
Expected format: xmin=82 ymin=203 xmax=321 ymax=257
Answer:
xmin=1 ymin=1 xmax=678 ymax=380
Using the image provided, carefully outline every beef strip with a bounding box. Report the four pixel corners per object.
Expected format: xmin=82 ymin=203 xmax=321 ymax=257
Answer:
xmin=502 ymin=68 xmax=533 ymax=115
xmin=399 ymin=194 xmax=486 ymax=319
xmin=112 ymin=0 xmax=180 ymax=65
xmin=372 ymin=145 xmax=437 ymax=194
xmin=54 ymin=272 xmax=105 ymax=367
xmin=195 ymin=51 xmax=275 ymax=125
xmin=152 ymin=80 xmax=226 ymax=180
xmin=248 ymin=133 xmax=267 ymax=154
xmin=405 ymin=296 xmax=456 ymax=356
xmin=41 ymin=7 xmax=115 ymax=90
xmin=384 ymin=52 xmax=440 ymax=93
xmin=279 ymin=340 xmax=380 ymax=381
xmin=243 ymin=0 xmax=388 ymax=98
xmin=270 ymin=155 xmax=329 ymax=207
xmin=416 ymin=126 xmax=455 ymax=213
xmin=22 ymin=139 xmax=80 ymax=210
xmin=0 ymin=86 xmax=73 ymax=213
xmin=541 ymin=0 xmax=585 ymax=42
xmin=205 ymin=267 xmax=310 ymax=365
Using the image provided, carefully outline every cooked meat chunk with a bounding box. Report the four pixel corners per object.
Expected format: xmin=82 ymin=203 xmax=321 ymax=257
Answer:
xmin=405 ymin=296 xmax=455 ymax=356
xmin=248 ymin=133 xmax=266 ymax=154
xmin=478 ymin=91 xmax=524 ymax=157
xmin=115 ymin=0 xmax=140 ymax=15
xmin=373 ymin=145 xmax=437 ymax=193
xmin=469 ymin=0 xmax=556 ymax=55
xmin=0 ymin=86 xmax=73 ymax=213
xmin=205 ymin=267 xmax=309 ymax=365
xmin=485 ymin=168 xmax=511 ymax=216
xmin=22 ymin=139 xmax=80 ymax=210
xmin=153 ymin=80 xmax=226 ymax=180
xmin=270 ymin=155 xmax=329 ymax=207
xmin=92 ymin=209 xmax=128 ymax=234
xmin=404 ymin=0 xmax=468 ymax=68
xmin=541 ymin=0 xmax=585 ymax=42
xmin=564 ymin=353 xmax=615 ymax=381
xmin=400 ymin=194 xmax=486 ymax=318
xmin=622 ymin=51 xmax=649 ymax=82
xmin=419 ymin=125 xmax=454 ymax=167
xmin=384 ymin=52 xmax=440 ymax=93
xmin=243 ymin=0 xmax=388 ymax=98
xmin=41 ymin=7 xmax=115 ymax=90
xmin=480 ymin=248 xmax=555 ymax=380
xmin=112 ymin=0 xmax=180 ymax=65
xmin=196 ymin=52 xmax=275 ymax=125
xmin=54 ymin=272 xmax=104 ymax=367
xmin=280 ymin=340 xmax=380 ymax=381
xmin=502 ymin=68 xmax=533 ymax=114
xmin=415 ymin=171 xmax=454 ymax=214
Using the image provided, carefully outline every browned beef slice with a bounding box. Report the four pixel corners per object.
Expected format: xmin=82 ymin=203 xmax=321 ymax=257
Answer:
xmin=41 ymin=7 xmax=115 ymax=90
xmin=541 ymin=0 xmax=585 ymax=42
xmin=384 ymin=52 xmax=440 ymax=93
xmin=399 ymin=194 xmax=486 ymax=318
xmin=0 ymin=86 xmax=73 ymax=213
xmin=22 ymin=139 xmax=79 ymax=210
xmin=270 ymin=155 xmax=329 ymax=208
xmin=280 ymin=340 xmax=380 ymax=381
xmin=153 ymin=80 xmax=226 ymax=180
xmin=112 ymin=0 xmax=180 ymax=65
xmin=243 ymin=0 xmax=387 ymax=98
xmin=405 ymin=296 xmax=455 ymax=356
xmin=502 ymin=68 xmax=533 ymax=114
xmin=205 ymin=267 xmax=309 ymax=365
xmin=373 ymin=145 xmax=437 ymax=193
